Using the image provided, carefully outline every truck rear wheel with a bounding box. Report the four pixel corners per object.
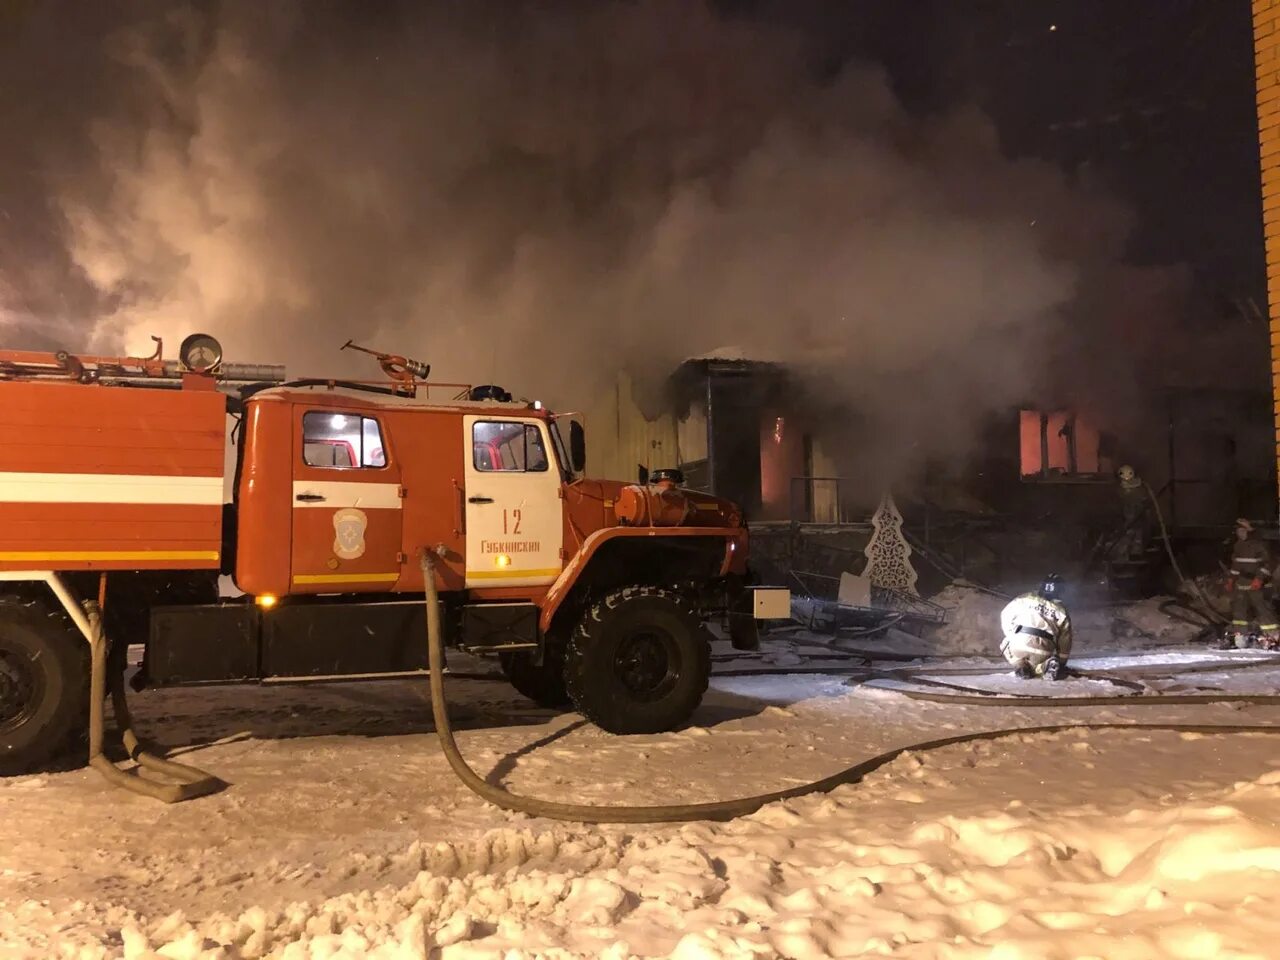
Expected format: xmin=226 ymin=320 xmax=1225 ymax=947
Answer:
xmin=565 ymin=586 xmax=710 ymax=734
xmin=0 ymin=600 xmax=89 ymax=776
xmin=499 ymin=631 xmax=570 ymax=708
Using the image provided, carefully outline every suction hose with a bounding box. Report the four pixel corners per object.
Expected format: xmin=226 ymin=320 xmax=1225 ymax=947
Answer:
xmin=86 ymin=603 xmax=224 ymax=803
xmin=419 ymin=550 xmax=1280 ymax=825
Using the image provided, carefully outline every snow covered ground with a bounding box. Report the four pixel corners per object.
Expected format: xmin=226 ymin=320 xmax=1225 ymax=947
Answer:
xmin=3 ymin=611 xmax=1280 ymax=958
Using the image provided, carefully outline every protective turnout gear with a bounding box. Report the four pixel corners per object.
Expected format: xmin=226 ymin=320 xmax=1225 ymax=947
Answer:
xmin=1000 ymin=589 xmax=1073 ymax=678
xmin=1228 ymin=522 xmax=1278 ymax=648
xmin=1115 ymin=466 xmax=1149 ymax=559
xmin=1039 ymin=574 xmax=1063 ymax=599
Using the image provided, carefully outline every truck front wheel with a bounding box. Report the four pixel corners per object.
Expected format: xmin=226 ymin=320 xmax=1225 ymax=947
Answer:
xmin=565 ymin=587 xmax=710 ymax=734
xmin=0 ymin=600 xmax=88 ymax=776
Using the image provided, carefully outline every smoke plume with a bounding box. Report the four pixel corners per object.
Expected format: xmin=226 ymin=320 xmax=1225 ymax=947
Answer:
xmin=0 ymin=1 xmax=1178 ymax=473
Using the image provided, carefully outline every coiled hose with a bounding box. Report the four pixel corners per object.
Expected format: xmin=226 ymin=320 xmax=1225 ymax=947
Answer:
xmin=419 ymin=550 xmax=1280 ymax=825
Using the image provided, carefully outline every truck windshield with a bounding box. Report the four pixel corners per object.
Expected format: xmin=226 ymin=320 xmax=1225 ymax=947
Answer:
xmin=549 ymin=419 xmax=572 ymax=481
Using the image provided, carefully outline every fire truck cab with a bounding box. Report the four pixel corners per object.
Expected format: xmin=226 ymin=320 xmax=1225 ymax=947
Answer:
xmin=234 ymin=384 xmax=575 ymax=599
xmin=0 ymin=335 xmax=788 ymax=776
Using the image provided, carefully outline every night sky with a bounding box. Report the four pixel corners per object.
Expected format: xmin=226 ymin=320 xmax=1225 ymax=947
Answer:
xmin=784 ymin=1 xmax=1264 ymax=304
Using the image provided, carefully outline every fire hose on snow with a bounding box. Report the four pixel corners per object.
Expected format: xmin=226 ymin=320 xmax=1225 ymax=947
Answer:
xmin=418 ymin=549 xmax=1280 ymax=825
xmin=69 ymin=546 xmax=1280 ymax=812
xmin=86 ymin=602 xmax=224 ymax=803
xmin=67 ymin=551 xmax=1280 ymax=810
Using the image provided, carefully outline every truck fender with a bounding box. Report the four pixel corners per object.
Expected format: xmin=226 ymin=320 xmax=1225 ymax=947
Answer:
xmin=539 ymin=526 xmax=746 ymax=634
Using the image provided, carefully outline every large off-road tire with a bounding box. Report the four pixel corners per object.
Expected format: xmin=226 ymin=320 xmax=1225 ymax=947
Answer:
xmin=499 ymin=630 xmax=570 ymax=708
xmin=565 ymin=586 xmax=710 ymax=734
xmin=0 ymin=600 xmax=89 ymax=776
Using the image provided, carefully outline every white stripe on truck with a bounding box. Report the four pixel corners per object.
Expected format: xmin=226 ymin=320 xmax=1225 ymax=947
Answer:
xmin=0 ymin=471 xmax=223 ymax=505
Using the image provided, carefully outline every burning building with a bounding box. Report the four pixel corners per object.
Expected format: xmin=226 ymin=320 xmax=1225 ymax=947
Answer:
xmin=584 ymin=351 xmax=1278 ymax=593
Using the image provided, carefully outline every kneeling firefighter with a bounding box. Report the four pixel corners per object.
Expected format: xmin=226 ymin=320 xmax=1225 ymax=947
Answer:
xmin=1000 ymin=575 xmax=1072 ymax=680
xmin=1218 ymin=518 xmax=1279 ymax=650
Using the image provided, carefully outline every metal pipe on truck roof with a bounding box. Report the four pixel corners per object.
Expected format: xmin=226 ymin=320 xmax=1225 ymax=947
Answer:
xmin=218 ymin=362 xmax=287 ymax=382
xmin=159 ymin=360 xmax=287 ymax=382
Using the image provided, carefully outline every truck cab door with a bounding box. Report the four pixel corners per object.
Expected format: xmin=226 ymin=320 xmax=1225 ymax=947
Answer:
xmin=462 ymin=417 xmax=564 ymax=588
xmin=291 ymin=407 xmax=404 ymax=593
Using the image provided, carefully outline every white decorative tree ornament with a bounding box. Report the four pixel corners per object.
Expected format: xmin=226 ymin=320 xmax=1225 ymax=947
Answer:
xmin=864 ymin=493 xmax=918 ymax=596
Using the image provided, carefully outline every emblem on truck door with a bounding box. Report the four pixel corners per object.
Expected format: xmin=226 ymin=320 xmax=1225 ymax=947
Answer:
xmin=332 ymin=508 xmax=368 ymax=560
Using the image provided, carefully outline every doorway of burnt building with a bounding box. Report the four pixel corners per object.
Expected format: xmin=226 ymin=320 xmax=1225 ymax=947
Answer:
xmin=668 ymin=358 xmax=813 ymax=523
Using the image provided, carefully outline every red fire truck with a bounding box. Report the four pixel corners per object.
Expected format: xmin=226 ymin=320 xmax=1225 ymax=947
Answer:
xmin=0 ymin=334 xmax=787 ymax=776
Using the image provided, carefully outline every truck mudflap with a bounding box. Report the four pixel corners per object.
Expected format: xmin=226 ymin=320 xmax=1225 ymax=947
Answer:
xmin=727 ymin=585 xmax=791 ymax=651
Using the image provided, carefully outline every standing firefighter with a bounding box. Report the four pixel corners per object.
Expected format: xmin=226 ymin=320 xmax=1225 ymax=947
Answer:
xmin=1219 ymin=519 xmax=1279 ymax=650
xmin=1115 ymin=464 xmax=1149 ymax=559
xmin=1000 ymin=575 xmax=1072 ymax=680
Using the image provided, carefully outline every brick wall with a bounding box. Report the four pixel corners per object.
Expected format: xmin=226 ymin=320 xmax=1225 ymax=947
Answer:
xmin=1254 ymin=0 xmax=1280 ymax=491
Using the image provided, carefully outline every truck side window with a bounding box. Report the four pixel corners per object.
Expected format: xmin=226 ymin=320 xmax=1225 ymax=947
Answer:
xmin=303 ymin=412 xmax=387 ymax=469
xmin=473 ymin=421 xmax=548 ymax=472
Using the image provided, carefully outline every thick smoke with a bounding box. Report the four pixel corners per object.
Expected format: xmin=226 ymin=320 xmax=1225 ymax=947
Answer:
xmin=1 ymin=1 xmax=1175 ymax=473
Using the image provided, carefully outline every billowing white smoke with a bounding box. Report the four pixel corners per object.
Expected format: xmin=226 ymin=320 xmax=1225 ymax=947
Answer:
xmin=4 ymin=1 xmax=1163 ymax=472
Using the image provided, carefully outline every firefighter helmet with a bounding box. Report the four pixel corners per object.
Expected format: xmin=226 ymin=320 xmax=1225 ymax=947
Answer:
xmin=1039 ymin=574 xmax=1063 ymax=598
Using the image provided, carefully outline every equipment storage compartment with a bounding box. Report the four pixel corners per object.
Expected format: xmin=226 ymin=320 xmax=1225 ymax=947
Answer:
xmin=460 ymin=602 xmax=538 ymax=652
xmin=262 ymin=600 xmax=427 ymax=678
xmin=149 ymin=604 xmax=260 ymax=684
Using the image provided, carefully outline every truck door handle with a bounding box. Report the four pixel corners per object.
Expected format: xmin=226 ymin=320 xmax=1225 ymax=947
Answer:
xmin=295 ymin=493 xmax=326 ymax=503
xmin=468 ymin=496 xmax=494 ymax=504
